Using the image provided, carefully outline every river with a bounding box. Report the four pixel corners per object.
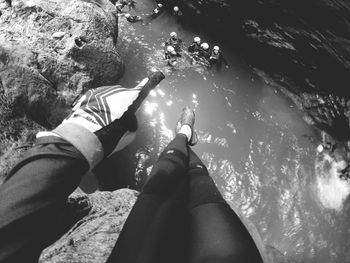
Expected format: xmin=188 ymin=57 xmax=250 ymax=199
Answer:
xmin=80 ymin=1 xmax=350 ymax=262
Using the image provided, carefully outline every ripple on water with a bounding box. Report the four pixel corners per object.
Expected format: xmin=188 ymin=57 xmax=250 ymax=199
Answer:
xmin=117 ymin=9 xmax=350 ymax=262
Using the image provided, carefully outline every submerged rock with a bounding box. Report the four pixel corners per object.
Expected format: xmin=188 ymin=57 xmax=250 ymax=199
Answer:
xmin=40 ymin=188 xmax=138 ymax=263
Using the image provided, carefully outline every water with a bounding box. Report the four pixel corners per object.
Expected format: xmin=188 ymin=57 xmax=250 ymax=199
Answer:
xmin=82 ymin=1 xmax=350 ymax=262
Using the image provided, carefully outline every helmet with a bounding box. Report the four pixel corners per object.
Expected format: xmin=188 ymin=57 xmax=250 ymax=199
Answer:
xmin=201 ymin=42 xmax=209 ymax=50
xmin=194 ymin=37 xmax=200 ymax=43
xmin=173 ymin=6 xmax=179 ymax=12
xmin=170 ymin=32 xmax=177 ymax=38
xmin=158 ymin=3 xmax=163 ymax=8
xmin=167 ymin=45 xmax=175 ymax=52
xmin=316 ymin=144 xmax=324 ymax=153
xmin=213 ymin=45 xmax=220 ymax=51
xmin=125 ymin=13 xmax=131 ymax=18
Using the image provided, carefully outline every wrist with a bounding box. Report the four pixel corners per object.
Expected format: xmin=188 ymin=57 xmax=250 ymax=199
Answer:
xmin=53 ymin=121 xmax=104 ymax=170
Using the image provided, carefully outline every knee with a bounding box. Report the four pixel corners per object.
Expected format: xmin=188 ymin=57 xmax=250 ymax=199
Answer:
xmin=190 ymin=164 xmax=209 ymax=174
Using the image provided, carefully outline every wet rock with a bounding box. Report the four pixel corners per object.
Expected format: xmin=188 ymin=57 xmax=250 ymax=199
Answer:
xmin=39 ymin=188 xmax=138 ymax=263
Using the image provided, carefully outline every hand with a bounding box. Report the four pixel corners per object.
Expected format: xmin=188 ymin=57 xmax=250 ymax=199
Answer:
xmin=52 ymin=71 xmax=165 ymax=169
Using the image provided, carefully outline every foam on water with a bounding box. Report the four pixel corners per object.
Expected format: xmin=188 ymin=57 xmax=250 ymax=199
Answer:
xmin=315 ymin=153 xmax=350 ymax=211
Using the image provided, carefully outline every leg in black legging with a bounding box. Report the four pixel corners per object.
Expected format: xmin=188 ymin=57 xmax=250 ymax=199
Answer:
xmin=141 ymin=133 xmax=189 ymax=195
xmin=107 ymin=134 xmax=190 ymax=263
xmin=187 ymin=148 xmax=263 ymax=263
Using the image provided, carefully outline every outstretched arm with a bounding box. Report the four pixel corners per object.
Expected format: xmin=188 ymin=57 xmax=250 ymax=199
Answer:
xmin=0 ymin=72 xmax=165 ymax=263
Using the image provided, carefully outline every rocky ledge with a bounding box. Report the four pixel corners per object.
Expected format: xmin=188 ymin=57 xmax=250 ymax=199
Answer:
xmin=39 ymin=188 xmax=138 ymax=263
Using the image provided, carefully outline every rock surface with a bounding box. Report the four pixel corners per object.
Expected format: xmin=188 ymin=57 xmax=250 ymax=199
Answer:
xmin=39 ymin=188 xmax=138 ymax=263
xmin=0 ymin=0 xmax=124 ymax=180
xmin=0 ymin=0 xmax=123 ymax=128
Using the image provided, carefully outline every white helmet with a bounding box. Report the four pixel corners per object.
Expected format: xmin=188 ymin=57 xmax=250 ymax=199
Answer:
xmin=170 ymin=32 xmax=177 ymax=38
xmin=194 ymin=37 xmax=200 ymax=43
xmin=125 ymin=13 xmax=131 ymax=18
xmin=201 ymin=42 xmax=209 ymax=50
xmin=158 ymin=3 xmax=163 ymax=8
xmin=316 ymin=144 xmax=324 ymax=153
xmin=173 ymin=6 xmax=179 ymax=12
xmin=167 ymin=45 xmax=175 ymax=52
xmin=213 ymin=45 xmax=220 ymax=51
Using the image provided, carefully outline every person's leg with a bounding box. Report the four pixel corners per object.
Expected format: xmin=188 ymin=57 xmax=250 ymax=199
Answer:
xmin=0 ymin=137 xmax=88 ymax=263
xmin=142 ymin=133 xmax=189 ymax=194
xmin=187 ymin=148 xmax=263 ymax=263
xmin=107 ymin=108 xmax=196 ymax=263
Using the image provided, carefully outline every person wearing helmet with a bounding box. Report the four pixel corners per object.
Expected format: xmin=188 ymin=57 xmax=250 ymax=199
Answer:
xmin=119 ymin=0 xmax=129 ymax=9
xmin=124 ymin=13 xmax=143 ymax=23
xmin=165 ymin=45 xmax=181 ymax=66
xmin=143 ymin=2 xmax=164 ymax=24
xmin=115 ymin=1 xmax=125 ymax=13
xmin=198 ymin=42 xmax=210 ymax=60
xmin=188 ymin=36 xmax=202 ymax=54
xmin=173 ymin=6 xmax=183 ymax=17
xmin=209 ymin=45 xmax=229 ymax=70
xmin=153 ymin=3 xmax=163 ymax=15
xmin=165 ymin=32 xmax=183 ymax=53
xmin=126 ymin=0 xmax=136 ymax=9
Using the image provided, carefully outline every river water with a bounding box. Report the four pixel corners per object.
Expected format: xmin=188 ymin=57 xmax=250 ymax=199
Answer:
xmin=82 ymin=1 xmax=350 ymax=262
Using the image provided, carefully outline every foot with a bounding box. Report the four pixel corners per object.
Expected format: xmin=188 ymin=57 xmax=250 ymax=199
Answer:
xmin=175 ymin=107 xmax=198 ymax=146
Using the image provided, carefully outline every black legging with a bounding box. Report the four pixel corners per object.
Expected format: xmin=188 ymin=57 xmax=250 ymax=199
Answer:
xmin=107 ymin=134 xmax=263 ymax=263
xmin=0 ymin=135 xmax=263 ymax=262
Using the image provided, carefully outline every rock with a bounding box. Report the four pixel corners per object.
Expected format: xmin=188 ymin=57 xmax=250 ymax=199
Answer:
xmin=0 ymin=0 xmax=124 ymax=129
xmin=52 ymin=31 xmax=65 ymax=39
xmin=0 ymin=0 xmax=10 ymax=8
xmin=39 ymin=188 xmax=138 ymax=263
xmin=0 ymin=115 xmax=41 ymax=183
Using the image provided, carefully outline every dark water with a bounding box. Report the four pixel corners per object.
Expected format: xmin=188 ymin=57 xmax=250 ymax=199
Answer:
xmin=81 ymin=1 xmax=350 ymax=262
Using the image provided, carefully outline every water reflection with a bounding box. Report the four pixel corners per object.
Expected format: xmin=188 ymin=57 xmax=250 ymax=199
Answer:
xmin=143 ymin=100 xmax=158 ymax=116
xmin=112 ymin=1 xmax=350 ymax=262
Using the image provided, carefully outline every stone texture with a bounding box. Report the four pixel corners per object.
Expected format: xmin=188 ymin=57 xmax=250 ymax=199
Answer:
xmin=52 ymin=31 xmax=66 ymax=39
xmin=39 ymin=188 xmax=138 ymax=263
xmin=0 ymin=115 xmax=41 ymax=182
xmin=0 ymin=0 xmax=124 ymax=129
